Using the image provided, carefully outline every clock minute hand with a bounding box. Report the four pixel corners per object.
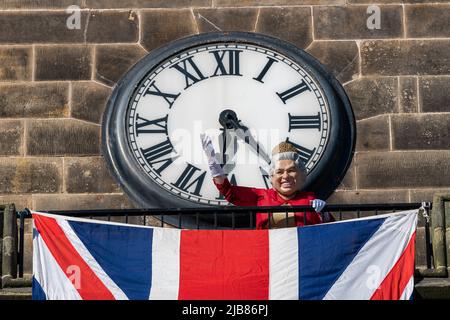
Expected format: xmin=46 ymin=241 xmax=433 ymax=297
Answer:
xmin=219 ymin=109 xmax=272 ymax=165
xmin=235 ymin=127 xmax=272 ymax=165
xmin=218 ymin=128 xmax=238 ymax=174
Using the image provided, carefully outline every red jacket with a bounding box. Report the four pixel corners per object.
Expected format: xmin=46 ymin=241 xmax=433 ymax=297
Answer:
xmin=214 ymin=178 xmax=327 ymax=229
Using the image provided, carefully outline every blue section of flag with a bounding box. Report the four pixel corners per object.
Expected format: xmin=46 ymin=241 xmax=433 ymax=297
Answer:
xmin=32 ymin=276 xmax=47 ymax=300
xmin=68 ymin=221 xmax=153 ymax=300
xmin=297 ymin=217 xmax=386 ymax=300
xmin=32 ymin=228 xmax=46 ymax=300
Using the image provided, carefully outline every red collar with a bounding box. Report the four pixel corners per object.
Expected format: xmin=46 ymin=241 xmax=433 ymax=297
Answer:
xmin=270 ymin=189 xmax=304 ymax=204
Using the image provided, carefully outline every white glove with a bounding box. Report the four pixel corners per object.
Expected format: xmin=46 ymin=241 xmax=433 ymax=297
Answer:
xmin=200 ymin=133 xmax=225 ymax=178
xmin=311 ymin=199 xmax=326 ymax=213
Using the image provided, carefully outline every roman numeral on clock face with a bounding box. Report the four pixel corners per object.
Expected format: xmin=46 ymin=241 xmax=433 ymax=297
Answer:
xmin=277 ymin=79 xmax=311 ymax=104
xmin=253 ymin=57 xmax=278 ymax=83
xmin=285 ymin=138 xmax=316 ymax=164
xmin=210 ymin=49 xmax=243 ymax=77
xmin=144 ymin=81 xmax=180 ymax=108
xmin=288 ymin=113 xmax=321 ymax=131
xmin=140 ymin=138 xmax=175 ymax=175
xmin=172 ymin=164 xmax=206 ymax=197
xmin=170 ymin=56 xmax=207 ymax=90
xmin=135 ymin=114 xmax=168 ymax=136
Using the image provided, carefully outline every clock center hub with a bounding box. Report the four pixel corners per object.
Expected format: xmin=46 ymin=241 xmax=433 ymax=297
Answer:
xmin=219 ymin=109 xmax=239 ymax=129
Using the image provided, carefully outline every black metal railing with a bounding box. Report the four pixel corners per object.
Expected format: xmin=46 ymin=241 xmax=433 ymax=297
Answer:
xmin=16 ymin=202 xmax=432 ymax=278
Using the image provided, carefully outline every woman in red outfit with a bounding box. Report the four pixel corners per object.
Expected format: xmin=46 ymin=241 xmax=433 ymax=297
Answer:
xmin=201 ymin=134 xmax=333 ymax=229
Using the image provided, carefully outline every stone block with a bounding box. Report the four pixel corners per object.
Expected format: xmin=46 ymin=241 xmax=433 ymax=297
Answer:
xmin=0 ymin=47 xmax=31 ymax=81
xmin=0 ymin=83 xmax=69 ymax=118
xmin=419 ymin=76 xmax=450 ymax=113
xmin=86 ymin=0 xmax=211 ymax=8
xmin=23 ymin=217 xmax=33 ymax=234
xmin=64 ymin=157 xmax=121 ymax=193
xmin=349 ymin=0 xmax=449 ymax=3
xmin=335 ymin=159 xmax=356 ymax=190
xmin=140 ymin=10 xmax=197 ymax=52
xmin=94 ymin=45 xmax=147 ymax=86
xmin=255 ymin=7 xmax=312 ymax=49
xmin=344 ymin=77 xmax=398 ymax=120
xmin=32 ymin=193 xmax=139 ymax=211
xmin=307 ymin=41 xmax=359 ymax=84
xmin=406 ymin=5 xmax=450 ymax=38
xmin=26 ymin=119 xmax=100 ymax=156
xmin=361 ymin=40 xmax=450 ymax=76
xmin=86 ymin=11 xmax=139 ymax=43
xmin=0 ymin=12 xmax=87 ymax=43
xmin=0 ymin=157 xmax=62 ymax=193
xmin=144 ymin=215 xmax=173 ymax=228
xmin=392 ymin=114 xmax=450 ymax=150
xmin=399 ymin=77 xmax=418 ymax=113
xmin=35 ymin=45 xmax=92 ymax=81
xmin=410 ymin=189 xmax=450 ymax=203
xmin=328 ymin=189 xmax=409 ymax=204
xmin=415 ymin=227 xmax=427 ymax=267
xmin=0 ymin=10 xmax=141 ymax=43
xmin=92 ymin=215 xmax=144 ymax=225
xmin=0 ymin=0 xmax=83 ymax=8
xmin=313 ymin=5 xmax=403 ymax=40
xmin=356 ymin=115 xmax=390 ymax=151
xmin=356 ymin=151 xmax=450 ymax=189
xmin=71 ymin=81 xmax=111 ymax=123
xmin=22 ymin=232 xmax=33 ymax=275
xmin=0 ymin=195 xmax=32 ymax=211
xmin=215 ymin=0 xmax=345 ymax=5
xmin=0 ymin=120 xmax=23 ymax=156
xmin=194 ymin=8 xmax=258 ymax=33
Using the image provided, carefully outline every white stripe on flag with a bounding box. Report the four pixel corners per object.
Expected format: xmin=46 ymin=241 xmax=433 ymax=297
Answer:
xmin=149 ymin=227 xmax=181 ymax=300
xmin=33 ymin=224 xmax=82 ymax=300
xmin=323 ymin=209 xmax=417 ymax=300
xmin=400 ymin=276 xmax=414 ymax=300
xmin=56 ymin=218 xmax=128 ymax=300
xmin=269 ymin=228 xmax=299 ymax=300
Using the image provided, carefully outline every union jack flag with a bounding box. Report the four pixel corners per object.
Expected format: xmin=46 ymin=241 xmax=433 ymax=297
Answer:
xmin=32 ymin=209 xmax=417 ymax=300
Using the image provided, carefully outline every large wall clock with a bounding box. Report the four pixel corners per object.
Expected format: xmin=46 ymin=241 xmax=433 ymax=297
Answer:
xmin=102 ymin=32 xmax=356 ymax=228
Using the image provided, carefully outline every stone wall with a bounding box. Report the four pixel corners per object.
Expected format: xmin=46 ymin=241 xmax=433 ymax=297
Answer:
xmin=1 ymin=0 xmax=450 ymax=214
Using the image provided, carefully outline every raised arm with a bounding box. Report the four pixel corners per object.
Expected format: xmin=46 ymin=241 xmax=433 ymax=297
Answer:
xmin=200 ymin=133 xmax=226 ymax=180
xmin=200 ymin=133 xmax=259 ymax=206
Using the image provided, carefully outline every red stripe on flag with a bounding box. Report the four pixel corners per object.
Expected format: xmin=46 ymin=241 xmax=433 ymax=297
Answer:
xmin=178 ymin=230 xmax=269 ymax=300
xmin=371 ymin=232 xmax=416 ymax=300
xmin=33 ymin=214 xmax=115 ymax=300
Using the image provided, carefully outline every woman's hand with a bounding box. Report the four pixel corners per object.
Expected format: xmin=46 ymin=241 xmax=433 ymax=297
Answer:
xmin=311 ymin=199 xmax=326 ymax=213
xmin=200 ymin=133 xmax=225 ymax=181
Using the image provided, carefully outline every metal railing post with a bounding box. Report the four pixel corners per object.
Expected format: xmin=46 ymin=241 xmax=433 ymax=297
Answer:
xmin=18 ymin=210 xmax=25 ymax=278
xmin=196 ymin=212 xmax=200 ymax=230
xmin=422 ymin=202 xmax=433 ymax=269
xmin=231 ymin=212 xmax=235 ymax=230
xmin=285 ymin=210 xmax=289 ymax=228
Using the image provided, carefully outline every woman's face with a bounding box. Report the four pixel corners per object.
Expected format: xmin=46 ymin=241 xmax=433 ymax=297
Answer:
xmin=271 ymin=159 xmax=306 ymax=198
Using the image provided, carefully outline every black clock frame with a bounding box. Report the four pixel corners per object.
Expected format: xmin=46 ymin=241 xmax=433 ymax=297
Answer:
xmin=102 ymin=31 xmax=356 ymax=229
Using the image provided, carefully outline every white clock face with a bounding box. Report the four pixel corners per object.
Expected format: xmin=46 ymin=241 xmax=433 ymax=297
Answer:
xmin=126 ymin=43 xmax=330 ymax=205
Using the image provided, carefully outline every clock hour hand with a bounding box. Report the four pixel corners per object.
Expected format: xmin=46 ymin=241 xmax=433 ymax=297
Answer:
xmin=218 ymin=127 xmax=238 ymax=174
xmin=219 ymin=109 xmax=272 ymax=165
